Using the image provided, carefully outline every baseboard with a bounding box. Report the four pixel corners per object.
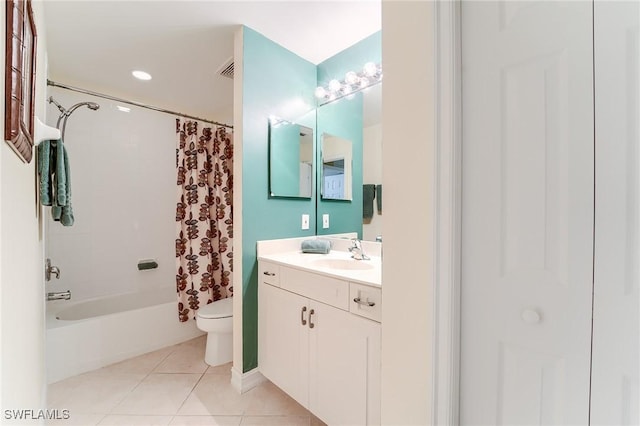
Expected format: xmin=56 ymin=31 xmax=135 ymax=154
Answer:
xmin=231 ymin=366 xmax=266 ymax=394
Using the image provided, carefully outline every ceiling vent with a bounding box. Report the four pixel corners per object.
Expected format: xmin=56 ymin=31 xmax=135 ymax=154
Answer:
xmin=217 ymin=57 xmax=234 ymax=79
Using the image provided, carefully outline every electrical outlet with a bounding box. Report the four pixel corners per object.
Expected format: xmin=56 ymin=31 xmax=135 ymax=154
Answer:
xmin=302 ymin=214 xmax=310 ymax=230
xmin=322 ymin=214 xmax=330 ymax=229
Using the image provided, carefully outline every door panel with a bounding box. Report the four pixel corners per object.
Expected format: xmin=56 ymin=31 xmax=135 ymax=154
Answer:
xmin=258 ymin=283 xmax=309 ymax=407
xmin=591 ymin=2 xmax=640 ymax=424
xmin=460 ymin=1 xmax=594 ymax=424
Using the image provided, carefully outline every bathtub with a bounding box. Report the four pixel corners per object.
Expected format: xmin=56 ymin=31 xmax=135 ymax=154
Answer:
xmin=46 ymin=288 xmax=203 ymax=384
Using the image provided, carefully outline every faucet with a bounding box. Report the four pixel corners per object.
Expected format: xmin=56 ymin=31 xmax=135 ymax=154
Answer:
xmin=349 ymin=238 xmax=370 ymax=260
xmin=47 ymin=290 xmax=71 ymax=301
xmin=45 ymin=258 xmax=60 ymax=281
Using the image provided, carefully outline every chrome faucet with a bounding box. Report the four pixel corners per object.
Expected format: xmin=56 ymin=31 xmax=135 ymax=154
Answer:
xmin=47 ymin=290 xmax=71 ymax=301
xmin=45 ymin=258 xmax=60 ymax=281
xmin=349 ymin=238 xmax=370 ymax=260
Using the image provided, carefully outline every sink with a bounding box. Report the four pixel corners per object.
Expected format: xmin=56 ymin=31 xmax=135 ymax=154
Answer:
xmin=311 ymin=258 xmax=375 ymax=271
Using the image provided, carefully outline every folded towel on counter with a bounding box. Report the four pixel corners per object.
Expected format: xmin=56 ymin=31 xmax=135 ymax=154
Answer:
xmin=376 ymin=184 xmax=382 ymax=213
xmin=363 ymin=184 xmax=376 ymax=220
xmin=301 ymin=239 xmax=332 ymax=254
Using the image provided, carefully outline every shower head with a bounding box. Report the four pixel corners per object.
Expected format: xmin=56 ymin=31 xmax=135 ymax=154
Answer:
xmin=66 ymin=101 xmax=100 ymax=115
xmin=87 ymin=102 xmax=100 ymax=111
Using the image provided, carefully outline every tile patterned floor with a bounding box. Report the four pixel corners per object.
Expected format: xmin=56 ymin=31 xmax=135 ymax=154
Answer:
xmin=47 ymin=336 xmax=326 ymax=426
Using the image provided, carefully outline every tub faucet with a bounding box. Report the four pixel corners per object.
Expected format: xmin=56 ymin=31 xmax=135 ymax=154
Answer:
xmin=47 ymin=290 xmax=71 ymax=301
xmin=349 ymin=238 xmax=370 ymax=260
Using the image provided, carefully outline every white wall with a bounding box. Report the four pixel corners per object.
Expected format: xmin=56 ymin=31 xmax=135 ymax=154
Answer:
xmin=381 ymin=1 xmax=436 ymax=424
xmin=1 ymin=0 xmax=49 ymax=417
xmin=44 ymin=87 xmax=176 ymax=302
xmin=362 ymin=123 xmax=382 ymax=241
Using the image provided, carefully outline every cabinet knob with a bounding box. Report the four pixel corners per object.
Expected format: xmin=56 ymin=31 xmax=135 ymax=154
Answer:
xmin=300 ymin=306 xmax=307 ymax=326
xmin=521 ymin=308 xmax=541 ymax=324
xmin=309 ymin=309 xmax=315 ymax=329
xmin=263 ymin=271 xmax=276 ymax=276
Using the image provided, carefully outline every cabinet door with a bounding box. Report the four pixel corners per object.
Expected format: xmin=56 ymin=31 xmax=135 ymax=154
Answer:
xmin=308 ymin=301 xmax=381 ymax=425
xmin=258 ymin=282 xmax=309 ymax=407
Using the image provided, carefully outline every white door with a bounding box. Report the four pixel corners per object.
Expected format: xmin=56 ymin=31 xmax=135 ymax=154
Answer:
xmin=591 ymin=2 xmax=640 ymax=424
xmin=258 ymin=283 xmax=309 ymax=407
xmin=460 ymin=1 xmax=594 ymax=424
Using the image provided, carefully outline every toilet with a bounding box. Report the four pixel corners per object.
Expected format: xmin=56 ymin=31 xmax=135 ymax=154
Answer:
xmin=195 ymin=297 xmax=233 ymax=366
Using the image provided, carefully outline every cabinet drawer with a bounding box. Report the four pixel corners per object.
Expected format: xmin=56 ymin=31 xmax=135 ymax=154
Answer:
xmin=349 ymin=283 xmax=381 ymax=322
xmin=259 ymin=261 xmax=281 ymax=287
xmin=281 ymin=267 xmax=349 ymax=310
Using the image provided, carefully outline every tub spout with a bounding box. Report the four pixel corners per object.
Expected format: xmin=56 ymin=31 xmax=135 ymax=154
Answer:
xmin=47 ymin=291 xmax=71 ymax=301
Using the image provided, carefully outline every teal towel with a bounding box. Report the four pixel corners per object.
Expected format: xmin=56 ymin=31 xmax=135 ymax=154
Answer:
xmin=38 ymin=141 xmax=52 ymax=205
xmin=38 ymin=139 xmax=74 ymax=226
xmin=363 ymin=184 xmax=375 ymax=219
xmin=376 ymin=184 xmax=382 ymax=213
xmin=301 ymin=239 xmax=332 ymax=254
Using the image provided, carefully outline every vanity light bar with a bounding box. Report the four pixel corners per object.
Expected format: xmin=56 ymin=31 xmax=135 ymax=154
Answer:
xmin=315 ymin=62 xmax=382 ymax=103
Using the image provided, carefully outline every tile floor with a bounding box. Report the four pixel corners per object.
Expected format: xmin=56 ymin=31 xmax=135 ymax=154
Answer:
xmin=47 ymin=336 xmax=326 ymax=426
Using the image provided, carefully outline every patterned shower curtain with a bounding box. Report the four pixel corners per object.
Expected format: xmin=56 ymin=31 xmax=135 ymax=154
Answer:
xmin=175 ymin=119 xmax=233 ymax=322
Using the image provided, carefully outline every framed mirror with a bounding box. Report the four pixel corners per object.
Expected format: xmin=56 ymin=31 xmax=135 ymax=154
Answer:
xmin=4 ymin=0 xmax=38 ymax=163
xmin=268 ymin=117 xmax=314 ymax=198
xmin=320 ymin=133 xmax=353 ymax=201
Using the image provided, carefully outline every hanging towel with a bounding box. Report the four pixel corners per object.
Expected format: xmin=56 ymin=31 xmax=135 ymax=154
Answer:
xmin=376 ymin=184 xmax=382 ymax=213
xmin=363 ymin=184 xmax=376 ymax=220
xmin=38 ymin=139 xmax=74 ymax=226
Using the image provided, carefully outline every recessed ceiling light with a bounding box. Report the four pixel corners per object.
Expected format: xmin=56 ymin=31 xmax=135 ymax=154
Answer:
xmin=132 ymin=70 xmax=152 ymax=81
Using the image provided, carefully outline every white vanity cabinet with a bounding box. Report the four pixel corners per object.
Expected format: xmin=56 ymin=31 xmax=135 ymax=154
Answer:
xmin=258 ymin=260 xmax=381 ymax=426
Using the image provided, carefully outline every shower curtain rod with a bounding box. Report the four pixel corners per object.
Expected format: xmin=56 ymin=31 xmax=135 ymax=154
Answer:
xmin=47 ymin=80 xmax=233 ymax=130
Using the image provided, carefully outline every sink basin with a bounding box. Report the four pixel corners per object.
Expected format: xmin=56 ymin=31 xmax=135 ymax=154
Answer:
xmin=311 ymin=258 xmax=375 ymax=271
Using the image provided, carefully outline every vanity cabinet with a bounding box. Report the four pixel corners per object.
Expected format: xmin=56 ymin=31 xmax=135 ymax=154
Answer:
xmin=258 ymin=260 xmax=381 ymax=426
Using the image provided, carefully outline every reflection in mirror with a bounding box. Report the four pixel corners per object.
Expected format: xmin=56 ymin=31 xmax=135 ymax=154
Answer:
xmin=362 ymin=83 xmax=382 ymax=241
xmin=268 ymin=117 xmax=314 ymax=198
xmin=321 ymin=133 xmax=353 ymax=201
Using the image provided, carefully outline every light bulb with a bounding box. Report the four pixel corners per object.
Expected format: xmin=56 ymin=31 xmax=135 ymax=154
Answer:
xmin=329 ymin=79 xmax=342 ymax=93
xmin=363 ymin=62 xmax=377 ymax=77
xmin=359 ymin=77 xmax=369 ymax=88
xmin=345 ymin=71 xmax=358 ymax=85
xmin=314 ymin=87 xmax=327 ymax=99
xmin=342 ymin=84 xmax=352 ymax=95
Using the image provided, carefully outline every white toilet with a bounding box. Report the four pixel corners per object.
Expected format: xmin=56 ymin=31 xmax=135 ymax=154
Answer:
xmin=195 ymin=297 xmax=233 ymax=366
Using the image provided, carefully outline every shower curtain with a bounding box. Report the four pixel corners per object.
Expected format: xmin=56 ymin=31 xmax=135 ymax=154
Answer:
xmin=175 ymin=119 xmax=233 ymax=322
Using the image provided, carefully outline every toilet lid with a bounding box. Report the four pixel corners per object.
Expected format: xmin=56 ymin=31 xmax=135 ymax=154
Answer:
xmin=197 ymin=297 xmax=233 ymax=319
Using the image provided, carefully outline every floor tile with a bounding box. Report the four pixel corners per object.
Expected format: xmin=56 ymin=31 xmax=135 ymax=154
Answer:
xmin=244 ymin=381 xmax=308 ymax=416
xmin=111 ymin=373 xmax=201 ymax=415
xmin=169 ymin=415 xmax=242 ymax=426
xmin=240 ymin=416 xmax=310 ymax=426
xmin=45 ymin=413 xmax=105 ymax=426
xmin=177 ymin=374 xmax=252 ymax=416
xmin=205 ymin=362 xmax=233 ymax=376
xmin=97 ymin=415 xmax=172 ymax=425
xmin=48 ymin=373 xmax=146 ymax=414
xmin=99 ymin=346 xmax=175 ymax=374
xmin=154 ymin=338 xmax=208 ymax=374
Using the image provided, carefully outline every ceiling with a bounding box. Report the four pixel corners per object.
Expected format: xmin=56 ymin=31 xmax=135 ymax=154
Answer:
xmin=42 ymin=1 xmax=381 ymax=123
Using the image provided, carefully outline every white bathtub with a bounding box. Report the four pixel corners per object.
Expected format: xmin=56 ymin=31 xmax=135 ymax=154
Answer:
xmin=46 ymin=288 xmax=204 ymax=384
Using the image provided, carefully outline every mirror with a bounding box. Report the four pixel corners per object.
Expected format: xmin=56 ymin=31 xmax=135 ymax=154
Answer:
xmin=268 ymin=117 xmax=314 ymax=198
xmin=321 ymin=133 xmax=353 ymax=200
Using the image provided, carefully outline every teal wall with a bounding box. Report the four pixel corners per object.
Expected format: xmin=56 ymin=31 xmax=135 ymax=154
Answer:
xmin=241 ymin=27 xmax=317 ymax=372
xmin=315 ymin=31 xmax=381 ymax=237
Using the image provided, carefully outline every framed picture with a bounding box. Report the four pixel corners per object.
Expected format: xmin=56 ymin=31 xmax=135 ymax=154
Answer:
xmin=4 ymin=0 xmax=38 ymax=163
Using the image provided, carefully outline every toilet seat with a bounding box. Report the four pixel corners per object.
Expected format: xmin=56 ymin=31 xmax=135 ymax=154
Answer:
xmin=197 ymin=298 xmax=233 ymax=319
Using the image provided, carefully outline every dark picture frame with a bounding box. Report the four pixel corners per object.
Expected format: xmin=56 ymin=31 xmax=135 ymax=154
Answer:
xmin=5 ymin=0 xmax=37 ymax=163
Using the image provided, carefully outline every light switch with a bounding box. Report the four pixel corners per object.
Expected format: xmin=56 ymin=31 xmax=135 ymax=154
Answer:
xmin=302 ymin=214 xmax=310 ymax=230
xmin=322 ymin=214 xmax=330 ymax=229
